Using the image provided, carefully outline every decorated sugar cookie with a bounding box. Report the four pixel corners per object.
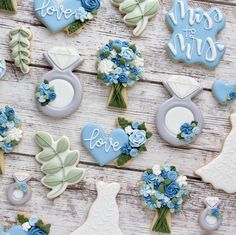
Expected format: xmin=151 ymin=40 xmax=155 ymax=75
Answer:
xmin=199 ymin=197 xmax=223 ymax=231
xmin=0 ymin=59 xmax=6 ymax=79
xmin=34 ymin=0 xmax=101 ymax=35
xmin=0 ymin=0 xmax=17 ymax=13
xmin=97 ymin=39 xmax=144 ymax=109
xmin=196 ymin=113 xmax=236 ymax=193
xmin=213 ymin=79 xmax=236 ymax=105
xmin=0 ymin=214 xmax=51 ymax=235
xmin=140 ymin=164 xmax=188 ymax=234
xmin=35 ymin=131 xmax=85 ymax=199
xmin=111 ymin=0 xmax=160 ymax=36
xmin=70 ymin=181 xmax=124 ymax=235
xmin=81 ymin=117 xmax=152 ymax=167
xmin=0 ymin=106 xmax=23 ymax=175
xmin=9 ymin=26 xmax=32 ymax=74
xmin=166 ymin=0 xmax=226 ymax=69
xmin=157 ymin=75 xmax=203 ymax=146
xmin=7 ymin=172 xmax=32 ymax=206
xmin=36 ymin=47 xmax=83 ymax=118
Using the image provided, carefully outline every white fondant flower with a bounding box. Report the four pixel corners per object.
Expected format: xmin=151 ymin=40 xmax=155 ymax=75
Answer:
xmin=176 ymin=175 xmax=188 ymax=187
xmin=111 ymin=50 xmax=117 ymax=57
xmin=22 ymin=222 xmax=31 ymax=231
xmin=133 ymin=57 xmax=144 ymax=67
xmin=6 ymin=127 xmax=23 ymax=142
xmin=125 ymin=126 xmax=133 ymax=135
xmin=87 ymin=12 xmax=94 ymax=20
xmin=152 ymin=165 xmax=161 ymax=175
xmin=97 ymin=59 xmax=114 ymax=74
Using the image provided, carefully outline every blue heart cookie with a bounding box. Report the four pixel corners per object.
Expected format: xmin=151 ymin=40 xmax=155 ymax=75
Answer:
xmin=81 ymin=124 xmax=129 ymax=166
xmin=0 ymin=225 xmax=27 ymax=235
xmin=213 ymin=79 xmax=236 ymax=105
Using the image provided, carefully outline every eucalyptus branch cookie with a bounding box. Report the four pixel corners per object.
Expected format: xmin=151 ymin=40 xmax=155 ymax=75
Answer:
xmin=9 ymin=26 xmax=32 ymax=74
xmin=111 ymin=0 xmax=160 ymax=36
xmin=0 ymin=0 xmax=17 ymax=13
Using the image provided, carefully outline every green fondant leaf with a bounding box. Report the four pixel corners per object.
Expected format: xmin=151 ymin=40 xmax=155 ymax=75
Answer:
xmin=43 ymin=175 xmax=62 ymax=187
xmin=0 ymin=0 xmax=15 ymax=12
xmin=143 ymin=0 xmax=160 ymax=17
xmin=35 ymin=132 xmax=52 ymax=148
xmin=138 ymin=144 xmax=147 ymax=151
xmin=116 ymin=154 xmax=132 ymax=166
xmin=41 ymin=162 xmax=62 ymax=174
xmin=56 ymin=137 xmax=69 ymax=153
xmin=35 ymin=219 xmax=51 ymax=234
xmin=118 ymin=117 xmax=130 ymax=129
xmin=65 ymin=169 xmax=84 ymax=184
xmin=139 ymin=122 xmax=147 ymax=131
xmin=64 ymin=151 xmax=79 ymax=167
xmin=146 ymin=131 xmax=152 ymax=139
xmin=66 ymin=20 xmax=87 ymax=35
xmin=38 ymin=148 xmax=56 ymax=162
xmin=124 ymin=12 xmax=143 ymax=25
xmin=120 ymin=0 xmax=138 ymax=13
xmin=17 ymin=214 xmax=28 ymax=224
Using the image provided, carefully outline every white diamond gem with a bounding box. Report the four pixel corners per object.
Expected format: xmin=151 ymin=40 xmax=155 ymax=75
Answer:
xmin=14 ymin=172 xmax=30 ymax=182
xmin=205 ymin=197 xmax=220 ymax=208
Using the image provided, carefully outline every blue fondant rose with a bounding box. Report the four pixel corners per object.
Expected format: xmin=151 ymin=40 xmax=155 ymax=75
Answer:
xmin=120 ymin=48 xmax=135 ymax=61
xmin=129 ymin=129 xmax=147 ymax=147
xmin=28 ymin=227 xmax=47 ymax=235
xmin=165 ymin=182 xmax=180 ymax=199
xmin=81 ymin=0 xmax=100 ymax=12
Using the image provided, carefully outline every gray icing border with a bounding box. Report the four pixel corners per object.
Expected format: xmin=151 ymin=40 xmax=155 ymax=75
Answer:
xmin=38 ymin=49 xmax=83 ymax=118
xmin=7 ymin=173 xmax=32 ymax=206
xmin=156 ymin=79 xmax=203 ymax=146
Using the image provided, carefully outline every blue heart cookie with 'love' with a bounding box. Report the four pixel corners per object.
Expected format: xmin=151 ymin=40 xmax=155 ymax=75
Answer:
xmin=0 ymin=225 xmax=27 ymax=235
xmin=213 ymin=79 xmax=236 ymax=105
xmin=34 ymin=0 xmax=101 ymax=34
xmin=81 ymin=124 xmax=129 ymax=166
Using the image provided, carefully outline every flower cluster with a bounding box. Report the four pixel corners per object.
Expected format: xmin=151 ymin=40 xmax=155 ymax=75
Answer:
xmin=16 ymin=181 xmax=28 ymax=192
xmin=75 ymin=0 xmax=100 ymax=22
xmin=209 ymin=208 xmax=221 ymax=219
xmin=97 ymin=39 xmax=144 ymax=86
xmin=0 ymin=106 xmax=22 ymax=153
xmin=177 ymin=121 xmax=200 ymax=142
xmin=140 ymin=164 xmax=188 ymax=213
xmin=17 ymin=214 xmax=50 ymax=235
xmin=36 ymin=80 xmax=56 ymax=106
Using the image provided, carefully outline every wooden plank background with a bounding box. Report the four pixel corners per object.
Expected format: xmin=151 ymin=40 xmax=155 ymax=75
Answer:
xmin=0 ymin=0 xmax=235 ymax=234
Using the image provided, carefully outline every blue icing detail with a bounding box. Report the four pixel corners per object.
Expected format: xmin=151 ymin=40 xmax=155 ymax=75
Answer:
xmin=166 ymin=0 xmax=226 ymax=69
xmin=81 ymin=124 xmax=129 ymax=166
xmin=0 ymin=59 xmax=6 ymax=79
xmin=213 ymin=79 xmax=236 ymax=105
xmin=34 ymin=0 xmax=83 ymax=33
xmin=0 ymin=225 xmax=27 ymax=235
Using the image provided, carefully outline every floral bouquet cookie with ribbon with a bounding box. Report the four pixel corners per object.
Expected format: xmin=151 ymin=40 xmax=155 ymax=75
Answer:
xmin=140 ymin=164 xmax=188 ymax=234
xmin=97 ymin=39 xmax=144 ymax=109
xmin=0 ymin=106 xmax=23 ymax=175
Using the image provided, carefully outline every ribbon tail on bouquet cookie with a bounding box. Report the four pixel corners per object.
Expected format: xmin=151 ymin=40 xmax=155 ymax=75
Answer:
xmin=140 ymin=164 xmax=189 ymax=234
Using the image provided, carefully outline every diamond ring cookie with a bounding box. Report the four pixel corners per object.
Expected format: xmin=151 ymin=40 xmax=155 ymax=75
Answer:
xmin=36 ymin=47 xmax=83 ymax=118
xmin=0 ymin=0 xmax=17 ymax=13
xmin=166 ymin=0 xmax=226 ymax=69
xmin=111 ymin=0 xmax=160 ymax=37
xmin=7 ymin=172 xmax=32 ymax=206
xmin=199 ymin=197 xmax=223 ymax=231
xmin=157 ymin=76 xmax=203 ymax=146
xmin=34 ymin=0 xmax=101 ymax=35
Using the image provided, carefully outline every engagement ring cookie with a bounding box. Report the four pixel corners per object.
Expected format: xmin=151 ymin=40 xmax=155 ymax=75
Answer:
xmin=140 ymin=164 xmax=188 ymax=234
xmin=0 ymin=106 xmax=23 ymax=175
xmin=9 ymin=26 xmax=32 ymax=74
xmin=7 ymin=172 xmax=32 ymax=206
xmin=157 ymin=76 xmax=203 ymax=146
xmin=97 ymin=39 xmax=144 ymax=109
xmin=0 ymin=59 xmax=6 ymax=79
xmin=70 ymin=181 xmax=124 ymax=235
xmin=111 ymin=0 xmax=160 ymax=36
xmin=199 ymin=197 xmax=223 ymax=231
xmin=34 ymin=0 xmax=101 ymax=35
xmin=36 ymin=47 xmax=83 ymax=118
xmin=0 ymin=214 xmax=51 ymax=235
xmin=81 ymin=117 xmax=152 ymax=167
xmin=35 ymin=131 xmax=85 ymax=199
xmin=213 ymin=79 xmax=236 ymax=105
xmin=0 ymin=0 xmax=17 ymax=13
xmin=166 ymin=0 xmax=226 ymax=69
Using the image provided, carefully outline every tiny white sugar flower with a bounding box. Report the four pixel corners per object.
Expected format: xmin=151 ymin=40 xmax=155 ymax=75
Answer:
xmin=164 ymin=196 xmax=170 ymax=203
xmin=22 ymin=222 xmax=31 ymax=231
xmin=0 ymin=136 xmax=4 ymax=142
xmin=98 ymin=59 xmax=114 ymax=74
xmin=87 ymin=12 xmax=94 ymax=20
xmin=6 ymin=127 xmax=23 ymax=142
xmin=152 ymin=165 xmax=161 ymax=175
xmin=125 ymin=126 xmax=134 ymax=135
xmin=176 ymin=175 xmax=187 ymax=187
xmin=111 ymin=50 xmax=117 ymax=57
xmin=133 ymin=57 xmax=144 ymax=67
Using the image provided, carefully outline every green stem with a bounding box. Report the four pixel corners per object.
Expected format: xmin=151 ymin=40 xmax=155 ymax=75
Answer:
xmin=152 ymin=207 xmax=171 ymax=234
xmin=109 ymin=83 xmax=127 ymax=108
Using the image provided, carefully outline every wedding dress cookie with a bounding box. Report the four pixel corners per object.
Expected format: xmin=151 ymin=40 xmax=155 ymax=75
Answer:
xmin=0 ymin=0 xmax=17 ymax=12
xmin=196 ymin=113 xmax=236 ymax=193
xmin=157 ymin=75 xmax=203 ymax=146
xmin=70 ymin=181 xmax=123 ymax=235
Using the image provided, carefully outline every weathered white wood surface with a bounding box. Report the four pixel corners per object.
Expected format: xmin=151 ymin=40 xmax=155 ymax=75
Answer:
xmin=0 ymin=0 xmax=235 ymax=234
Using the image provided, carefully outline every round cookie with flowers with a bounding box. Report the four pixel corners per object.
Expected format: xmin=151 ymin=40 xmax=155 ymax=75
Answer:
xmin=0 ymin=106 xmax=23 ymax=175
xmin=140 ymin=164 xmax=188 ymax=234
xmin=97 ymin=39 xmax=144 ymax=108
